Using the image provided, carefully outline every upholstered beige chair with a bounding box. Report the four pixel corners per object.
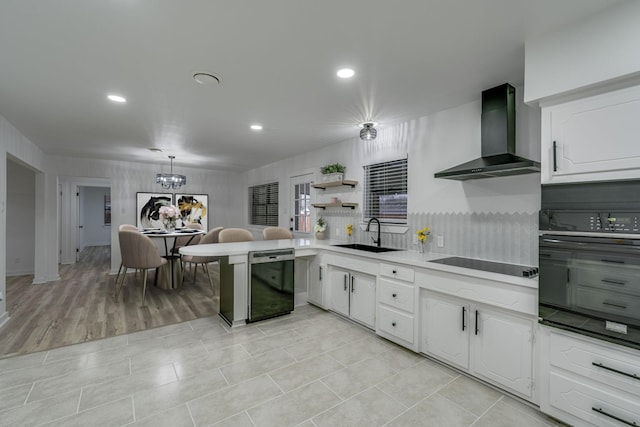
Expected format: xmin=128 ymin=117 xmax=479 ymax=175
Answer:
xmin=116 ymin=229 xmax=167 ymax=306
xmin=262 ymin=226 xmax=293 ymax=240
xmin=218 ymin=228 xmax=254 ymax=243
xmin=170 ymin=222 xmax=203 ymax=255
xmin=181 ymin=226 xmax=224 ymax=295
xmin=116 ymin=224 xmax=140 ymax=283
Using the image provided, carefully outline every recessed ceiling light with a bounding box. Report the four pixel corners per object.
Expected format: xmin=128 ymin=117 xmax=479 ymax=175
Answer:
xmin=193 ymin=72 xmax=221 ymax=85
xmin=250 ymin=124 xmax=263 ymax=131
xmin=337 ymin=68 xmax=355 ymax=79
xmin=148 ymin=148 xmax=163 ymax=152
xmin=107 ymin=94 xmax=127 ymax=103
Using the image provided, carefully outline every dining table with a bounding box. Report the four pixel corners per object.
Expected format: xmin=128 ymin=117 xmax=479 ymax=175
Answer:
xmin=141 ymin=228 xmax=205 ymax=289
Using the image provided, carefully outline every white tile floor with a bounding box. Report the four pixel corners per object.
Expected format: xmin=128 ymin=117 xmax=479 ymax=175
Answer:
xmin=0 ymin=305 xmax=564 ymax=427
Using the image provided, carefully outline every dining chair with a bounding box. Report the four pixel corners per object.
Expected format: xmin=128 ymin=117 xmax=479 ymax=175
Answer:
xmin=116 ymin=224 xmax=140 ymax=284
xmin=262 ymin=226 xmax=293 ymax=240
xmin=170 ymin=222 xmax=203 ymax=255
xmin=218 ymin=228 xmax=255 ymax=243
xmin=116 ymin=229 xmax=167 ymax=306
xmin=181 ymin=226 xmax=224 ymax=295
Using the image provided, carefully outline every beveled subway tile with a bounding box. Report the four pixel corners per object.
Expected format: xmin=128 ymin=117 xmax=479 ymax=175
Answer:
xmin=377 ymin=359 xmax=456 ymax=407
xmin=328 ymin=335 xmax=393 ymax=366
xmin=28 ymin=359 xmax=131 ymax=402
xmin=133 ymin=367 xmax=227 ymax=420
xmin=79 ymin=363 xmax=177 ymax=412
xmin=220 ymin=349 xmax=296 ymax=385
xmin=0 ymin=389 xmax=80 ymax=427
xmin=320 ymin=357 xmax=397 ymax=399
xmin=313 ymin=386 xmax=406 ymax=427
xmin=268 ymin=353 xmax=345 ymax=392
xmin=247 ymin=380 xmax=341 ymax=427
xmin=130 ymin=403 xmax=194 ymax=427
xmin=437 ymin=374 xmax=502 ymax=416
xmin=174 ymin=344 xmax=251 ymax=380
xmin=44 ymin=335 xmax=128 ymax=363
xmin=283 ymin=329 xmax=350 ymax=361
xmin=240 ymin=329 xmax=305 ymax=356
xmin=0 ymin=382 xmax=32 ymax=412
xmin=0 ymin=351 xmax=47 ymax=373
xmin=201 ymin=326 xmax=267 ymax=352
xmin=39 ymin=396 xmax=134 ymax=427
xmin=386 ymin=393 xmax=477 ymax=427
xmin=188 ymin=374 xmax=282 ymax=425
xmin=211 ymin=411 xmax=255 ymax=427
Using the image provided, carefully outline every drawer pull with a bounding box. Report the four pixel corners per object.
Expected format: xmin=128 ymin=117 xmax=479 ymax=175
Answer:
xmin=475 ymin=310 xmax=479 ymax=335
xmin=392 ymin=293 xmax=397 ymax=298
xmin=602 ymin=258 xmax=625 ymax=264
xmin=592 ymin=407 xmax=638 ymax=426
xmin=592 ymin=362 xmax=640 ymax=380
xmin=602 ymin=301 xmax=627 ymax=309
xmin=392 ymin=269 xmax=397 ymax=274
xmin=391 ymin=321 xmax=396 ymax=327
xmin=601 ymin=278 xmax=627 ymax=286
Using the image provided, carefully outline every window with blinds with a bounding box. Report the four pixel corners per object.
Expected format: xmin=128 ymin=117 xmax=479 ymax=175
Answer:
xmin=363 ymin=158 xmax=408 ymax=223
xmin=249 ymin=182 xmax=279 ymax=226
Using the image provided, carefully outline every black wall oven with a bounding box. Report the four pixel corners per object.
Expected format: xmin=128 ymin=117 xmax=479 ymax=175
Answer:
xmin=539 ymin=180 xmax=640 ymax=350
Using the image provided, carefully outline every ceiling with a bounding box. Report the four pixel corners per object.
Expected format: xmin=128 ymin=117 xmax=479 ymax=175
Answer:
xmin=0 ymin=0 xmax=621 ymax=171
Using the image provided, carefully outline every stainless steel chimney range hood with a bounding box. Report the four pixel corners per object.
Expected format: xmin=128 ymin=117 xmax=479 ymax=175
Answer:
xmin=434 ymin=83 xmax=540 ymax=181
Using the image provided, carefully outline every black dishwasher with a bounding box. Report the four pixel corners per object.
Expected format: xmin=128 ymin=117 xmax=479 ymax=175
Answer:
xmin=248 ymin=249 xmax=295 ymax=322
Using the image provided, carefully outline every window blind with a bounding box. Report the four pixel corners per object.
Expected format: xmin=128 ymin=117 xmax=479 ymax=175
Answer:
xmin=249 ymin=182 xmax=279 ymax=226
xmin=363 ymin=158 xmax=408 ymax=223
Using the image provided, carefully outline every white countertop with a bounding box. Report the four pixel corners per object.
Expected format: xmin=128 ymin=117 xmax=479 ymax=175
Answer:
xmin=180 ymin=238 xmax=538 ymax=289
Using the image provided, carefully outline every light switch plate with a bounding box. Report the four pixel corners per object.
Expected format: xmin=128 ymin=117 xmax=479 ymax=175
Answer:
xmin=437 ymin=235 xmax=444 ymax=247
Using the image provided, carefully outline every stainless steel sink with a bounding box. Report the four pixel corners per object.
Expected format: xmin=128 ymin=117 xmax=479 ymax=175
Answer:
xmin=331 ymin=243 xmax=402 ymax=253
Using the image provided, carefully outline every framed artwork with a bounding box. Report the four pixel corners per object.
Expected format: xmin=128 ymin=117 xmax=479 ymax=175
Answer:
xmin=136 ymin=192 xmax=173 ymax=229
xmin=175 ymin=194 xmax=208 ymax=230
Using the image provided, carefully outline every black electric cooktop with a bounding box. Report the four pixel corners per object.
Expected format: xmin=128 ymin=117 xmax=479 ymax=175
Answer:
xmin=430 ymin=257 xmax=538 ymax=278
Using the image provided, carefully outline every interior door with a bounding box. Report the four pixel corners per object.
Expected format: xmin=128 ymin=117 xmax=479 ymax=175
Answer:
xmin=290 ymin=173 xmax=313 ymax=236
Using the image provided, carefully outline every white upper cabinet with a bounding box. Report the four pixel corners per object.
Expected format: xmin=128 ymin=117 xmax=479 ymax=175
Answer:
xmin=541 ymin=84 xmax=640 ymax=184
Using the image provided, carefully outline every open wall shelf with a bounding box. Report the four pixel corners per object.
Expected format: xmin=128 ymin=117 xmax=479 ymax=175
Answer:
xmin=311 ymin=180 xmax=358 ymax=190
xmin=312 ymin=202 xmax=358 ymax=210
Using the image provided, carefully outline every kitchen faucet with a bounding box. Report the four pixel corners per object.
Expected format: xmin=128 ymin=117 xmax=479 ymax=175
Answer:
xmin=366 ymin=217 xmax=381 ymax=247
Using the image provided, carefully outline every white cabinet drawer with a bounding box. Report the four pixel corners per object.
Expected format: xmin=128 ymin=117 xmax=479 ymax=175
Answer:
xmin=380 ymin=263 xmax=414 ymax=283
xmin=550 ymin=332 xmax=640 ymax=398
xmin=549 ymin=371 xmax=640 ymax=427
xmin=379 ymin=278 xmax=414 ymax=313
xmin=378 ymin=306 xmax=414 ymax=344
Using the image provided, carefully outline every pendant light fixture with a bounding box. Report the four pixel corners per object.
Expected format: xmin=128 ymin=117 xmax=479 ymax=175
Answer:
xmin=156 ymin=155 xmax=187 ymax=189
xmin=359 ymin=122 xmax=377 ymax=140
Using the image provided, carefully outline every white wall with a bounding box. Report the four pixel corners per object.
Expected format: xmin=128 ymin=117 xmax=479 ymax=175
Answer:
xmin=525 ymin=1 xmax=640 ymax=104
xmin=81 ymin=186 xmax=111 ymax=247
xmin=5 ymin=159 xmax=36 ymax=275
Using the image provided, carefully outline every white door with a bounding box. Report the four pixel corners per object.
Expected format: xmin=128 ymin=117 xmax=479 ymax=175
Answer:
xmin=290 ymin=174 xmax=313 ymax=236
xmin=542 ymin=84 xmax=640 ymax=184
xmin=328 ymin=267 xmax=349 ymax=317
xmin=421 ymin=292 xmax=470 ymax=370
xmin=472 ymin=305 xmax=534 ymax=398
xmin=350 ymin=271 xmax=376 ymax=328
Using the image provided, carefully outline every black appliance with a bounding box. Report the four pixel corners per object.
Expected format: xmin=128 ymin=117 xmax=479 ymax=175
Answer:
xmin=434 ymin=83 xmax=540 ymax=180
xmin=431 ymin=256 xmax=538 ymax=278
xmin=539 ymin=180 xmax=640 ymax=350
xmin=248 ymin=249 xmax=295 ymax=322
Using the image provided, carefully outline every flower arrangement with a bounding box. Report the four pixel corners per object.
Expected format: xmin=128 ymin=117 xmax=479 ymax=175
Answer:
xmin=346 ymin=224 xmax=353 ymax=236
xmin=416 ymin=227 xmax=431 ymax=242
xmin=159 ymin=205 xmax=180 ymax=230
xmin=314 ymin=217 xmax=327 ymax=233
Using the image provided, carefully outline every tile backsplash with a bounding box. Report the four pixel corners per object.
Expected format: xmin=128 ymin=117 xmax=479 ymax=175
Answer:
xmin=320 ymin=210 xmax=538 ymax=267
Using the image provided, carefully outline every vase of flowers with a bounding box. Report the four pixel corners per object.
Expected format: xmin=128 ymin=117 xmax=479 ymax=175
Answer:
xmin=346 ymin=223 xmax=353 ymax=241
xmin=315 ymin=217 xmax=327 ymax=240
xmin=159 ymin=205 xmax=180 ymax=231
xmin=416 ymin=227 xmax=431 ymax=253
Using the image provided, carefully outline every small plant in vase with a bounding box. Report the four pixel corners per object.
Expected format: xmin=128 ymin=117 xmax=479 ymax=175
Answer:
xmin=315 ymin=217 xmax=327 ymax=240
xmin=320 ymin=163 xmax=346 ymax=183
xmin=416 ymin=227 xmax=431 ymax=253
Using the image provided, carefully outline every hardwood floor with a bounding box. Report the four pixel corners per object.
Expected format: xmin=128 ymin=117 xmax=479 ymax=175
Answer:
xmin=0 ymin=246 xmax=218 ymax=359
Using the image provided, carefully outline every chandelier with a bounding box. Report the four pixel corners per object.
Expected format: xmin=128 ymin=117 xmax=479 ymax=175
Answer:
xmin=156 ymin=155 xmax=187 ymax=189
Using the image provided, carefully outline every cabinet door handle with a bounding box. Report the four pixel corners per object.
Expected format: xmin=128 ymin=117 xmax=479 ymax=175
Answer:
xmin=462 ymin=306 xmax=466 ymax=331
xmin=351 ymin=275 xmax=354 ymax=293
xmin=392 ymin=293 xmax=397 ymax=298
xmin=592 ymin=362 xmax=640 ymax=380
xmin=392 ymin=321 xmax=397 ymax=327
xmin=343 ymin=274 xmax=347 ymax=291
xmin=475 ymin=310 xmax=479 ymax=335
xmin=552 ymin=140 xmax=557 ymax=172
xmin=592 ymin=407 xmax=637 ymax=426
xmin=319 ymin=266 xmax=322 ymax=281
xmin=392 ymin=269 xmax=397 ymax=274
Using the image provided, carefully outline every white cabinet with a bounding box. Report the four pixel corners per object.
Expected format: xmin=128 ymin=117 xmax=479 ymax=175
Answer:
xmin=328 ymin=267 xmax=376 ymax=329
xmin=541 ymin=84 xmax=640 ymax=184
xmin=420 ymin=291 xmax=534 ymax=399
xmin=377 ymin=263 xmax=417 ymax=350
xmin=307 ymin=257 xmax=325 ymax=308
xmin=539 ymin=327 xmax=640 ymax=427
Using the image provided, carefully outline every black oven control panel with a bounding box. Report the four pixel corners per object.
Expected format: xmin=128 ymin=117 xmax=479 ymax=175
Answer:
xmin=540 ymin=210 xmax=640 ymax=234
xmin=590 ymin=214 xmax=639 ymax=232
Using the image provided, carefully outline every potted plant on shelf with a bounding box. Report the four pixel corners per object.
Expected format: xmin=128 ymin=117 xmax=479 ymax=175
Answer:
xmin=314 ymin=217 xmax=327 ymax=240
xmin=320 ymin=163 xmax=346 ymax=183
